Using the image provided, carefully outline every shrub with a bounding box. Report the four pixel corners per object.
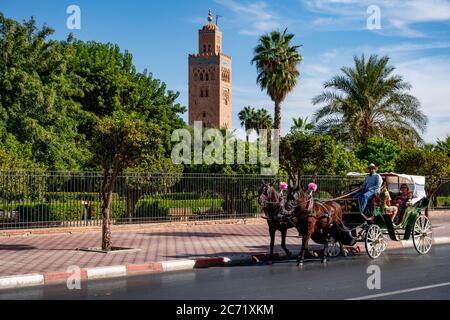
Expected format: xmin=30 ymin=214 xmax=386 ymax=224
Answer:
xmin=16 ymin=204 xmax=56 ymax=222
xmin=14 ymin=199 xmax=126 ymax=222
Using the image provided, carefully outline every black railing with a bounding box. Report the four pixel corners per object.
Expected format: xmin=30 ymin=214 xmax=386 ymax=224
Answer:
xmin=0 ymin=171 xmax=447 ymax=230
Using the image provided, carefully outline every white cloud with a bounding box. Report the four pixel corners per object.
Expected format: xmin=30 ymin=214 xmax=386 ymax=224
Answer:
xmin=378 ymin=42 xmax=450 ymax=53
xmin=395 ymin=56 xmax=450 ymax=141
xmin=215 ymin=0 xmax=283 ymax=36
xmin=304 ymin=0 xmax=450 ymax=37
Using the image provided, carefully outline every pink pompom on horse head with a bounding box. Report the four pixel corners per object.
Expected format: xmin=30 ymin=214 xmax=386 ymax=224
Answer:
xmin=279 ymin=181 xmax=288 ymax=190
xmin=308 ymin=182 xmax=318 ymax=192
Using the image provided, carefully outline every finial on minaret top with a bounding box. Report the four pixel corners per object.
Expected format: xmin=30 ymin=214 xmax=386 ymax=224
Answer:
xmin=208 ymin=9 xmax=213 ymax=23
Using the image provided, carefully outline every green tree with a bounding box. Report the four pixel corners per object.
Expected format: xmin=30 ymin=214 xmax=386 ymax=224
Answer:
xmin=435 ymin=135 xmax=450 ymax=157
xmin=252 ymin=29 xmax=302 ymax=130
xmin=290 ymin=116 xmax=314 ymax=134
xmin=280 ymin=132 xmax=367 ymax=176
xmin=253 ymin=109 xmax=273 ymax=136
xmin=91 ymin=112 xmax=162 ymax=250
xmin=334 ymin=146 xmax=367 ymax=175
xmin=238 ymin=106 xmax=256 ymax=140
xmin=355 ymin=137 xmax=401 ymax=172
xmin=313 ymin=54 xmax=428 ymax=147
xmin=0 ymin=144 xmax=46 ymax=200
xmin=396 ymin=148 xmax=450 ymax=196
xmin=71 ymin=40 xmax=185 ymax=160
xmin=123 ymin=157 xmax=183 ymax=221
xmin=0 ymin=14 xmax=91 ymax=170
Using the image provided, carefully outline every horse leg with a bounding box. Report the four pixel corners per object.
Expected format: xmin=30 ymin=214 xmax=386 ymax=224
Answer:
xmin=280 ymin=227 xmax=291 ymax=259
xmin=297 ymin=235 xmax=308 ymax=266
xmin=339 ymin=239 xmax=348 ymax=257
xmin=269 ymin=226 xmax=276 ymax=262
xmin=322 ymin=241 xmax=328 ymax=264
xmin=306 ymin=220 xmax=318 ymax=257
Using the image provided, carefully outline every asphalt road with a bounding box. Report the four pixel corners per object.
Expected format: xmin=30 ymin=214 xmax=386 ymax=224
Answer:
xmin=1 ymin=245 xmax=450 ymax=300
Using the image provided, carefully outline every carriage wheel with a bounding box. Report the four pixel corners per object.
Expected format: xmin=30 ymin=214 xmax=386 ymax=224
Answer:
xmin=412 ymin=215 xmax=433 ymax=255
xmin=326 ymin=239 xmax=341 ymax=257
xmin=365 ymin=225 xmax=385 ymax=259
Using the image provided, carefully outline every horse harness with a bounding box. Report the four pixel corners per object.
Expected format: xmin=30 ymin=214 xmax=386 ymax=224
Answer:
xmin=297 ymin=192 xmax=334 ymax=229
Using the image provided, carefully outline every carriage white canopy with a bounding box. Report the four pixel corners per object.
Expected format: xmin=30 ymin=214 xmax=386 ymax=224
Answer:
xmin=346 ymin=172 xmax=426 ymax=205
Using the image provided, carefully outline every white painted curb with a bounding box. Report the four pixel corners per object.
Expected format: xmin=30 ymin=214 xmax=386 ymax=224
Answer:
xmin=401 ymin=240 xmax=414 ymax=248
xmin=0 ymin=273 xmax=44 ymax=289
xmin=433 ymin=236 xmax=450 ymax=245
xmin=161 ymin=260 xmax=196 ymax=271
xmin=86 ymin=265 xmax=127 ymax=279
xmin=223 ymin=254 xmax=253 ymax=265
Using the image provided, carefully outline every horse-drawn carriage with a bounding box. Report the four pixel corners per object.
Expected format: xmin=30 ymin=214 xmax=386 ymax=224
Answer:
xmin=337 ymin=172 xmax=433 ymax=259
xmin=258 ymin=172 xmax=433 ymax=263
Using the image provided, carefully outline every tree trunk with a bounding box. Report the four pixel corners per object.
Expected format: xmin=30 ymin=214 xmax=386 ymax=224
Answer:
xmin=102 ymin=191 xmax=113 ymax=251
xmin=101 ymin=159 xmax=122 ymax=251
xmin=274 ymin=100 xmax=281 ymax=130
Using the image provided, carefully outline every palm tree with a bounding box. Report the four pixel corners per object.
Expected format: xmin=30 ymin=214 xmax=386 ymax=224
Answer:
xmin=251 ymin=29 xmax=302 ymax=130
xmin=435 ymin=135 xmax=450 ymax=157
xmin=290 ymin=116 xmax=314 ymax=134
xmin=312 ymin=54 xmax=428 ymax=147
xmin=238 ymin=106 xmax=256 ymax=141
xmin=253 ymin=108 xmax=273 ymax=136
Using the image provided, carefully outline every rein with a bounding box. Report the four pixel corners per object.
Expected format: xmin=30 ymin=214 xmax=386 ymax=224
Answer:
xmin=320 ymin=189 xmax=360 ymax=202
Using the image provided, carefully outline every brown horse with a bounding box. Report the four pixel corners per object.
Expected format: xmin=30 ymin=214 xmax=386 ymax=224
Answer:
xmin=286 ymin=182 xmax=355 ymax=265
xmin=258 ymin=182 xmax=295 ymax=262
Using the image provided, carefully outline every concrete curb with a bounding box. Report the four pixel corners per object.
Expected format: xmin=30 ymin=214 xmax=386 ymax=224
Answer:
xmin=1 ymin=236 xmax=449 ymax=290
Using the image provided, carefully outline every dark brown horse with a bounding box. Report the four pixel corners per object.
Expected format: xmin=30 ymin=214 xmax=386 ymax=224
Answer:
xmin=287 ymin=182 xmax=356 ymax=265
xmin=258 ymin=182 xmax=295 ymax=262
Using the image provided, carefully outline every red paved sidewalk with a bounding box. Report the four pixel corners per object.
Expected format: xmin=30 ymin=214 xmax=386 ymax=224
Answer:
xmin=0 ymin=212 xmax=449 ymax=278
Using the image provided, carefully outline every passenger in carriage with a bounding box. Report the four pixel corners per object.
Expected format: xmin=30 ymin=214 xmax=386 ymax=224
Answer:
xmin=382 ymin=180 xmax=399 ymax=219
xmin=354 ymin=163 xmax=383 ymax=215
xmin=392 ymin=184 xmax=413 ymax=224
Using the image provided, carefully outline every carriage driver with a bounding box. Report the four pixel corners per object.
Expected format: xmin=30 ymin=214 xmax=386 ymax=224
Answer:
xmin=354 ymin=163 xmax=383 ymax=214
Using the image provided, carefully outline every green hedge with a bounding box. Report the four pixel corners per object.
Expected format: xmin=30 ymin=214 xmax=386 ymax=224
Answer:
xmin=43 ymin=192 xmax=105 ymax=201
xmin=436 ymin=196 xmax=450 ymax=207
xmin=1 ymin=196 xmax=260 ymax=222
xmin=222 ymin=199 xmax=260 ymax=214
xmin=11 ymin=199 xmax=125 ymax=221
xmin=135 ymin=198 xmax=224 ymax=217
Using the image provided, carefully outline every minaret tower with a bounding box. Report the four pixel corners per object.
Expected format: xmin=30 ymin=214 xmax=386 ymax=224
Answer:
xmin=188 ymin=9 xmax=232 ymax=129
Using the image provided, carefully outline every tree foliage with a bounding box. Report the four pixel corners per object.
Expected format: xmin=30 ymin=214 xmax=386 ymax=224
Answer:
xmin=290 ymin=116 xmax=314 ymax=134
xmin=395 ymin=148 xmax=450 ymax=196
xmin=313 ymin=54 xmax=427 ymax=147
xmin=280 ymin=132 xmax=366 ymax=176
xmin=0 ymin=14 xmax=91 ymax=170
xmin=252 ymin=29 xmax=302 ymax=129
xmin=355 ymin=137 xmax=401 ymax=172
xmin=435 ymin=135 xmax=450 ymax=157
xmin=91 ymin=112 xmax=162 ymax=250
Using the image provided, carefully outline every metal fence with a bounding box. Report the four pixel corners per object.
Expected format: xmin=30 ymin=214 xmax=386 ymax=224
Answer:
xmin=432 ymin=178 xmax=450 ymax=210
xmin=0 ymin=171 xmax=448 ymax=230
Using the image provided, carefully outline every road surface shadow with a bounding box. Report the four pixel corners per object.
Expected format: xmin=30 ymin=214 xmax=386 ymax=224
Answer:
xmin=136 ymin=231 xmax=251 ymax=237
xmin=0 ymin=244 xmax=36 ymax=251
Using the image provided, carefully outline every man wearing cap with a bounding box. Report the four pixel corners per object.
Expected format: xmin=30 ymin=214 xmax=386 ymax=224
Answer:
xmin=354 ymin=163 xmax=383 ymax=214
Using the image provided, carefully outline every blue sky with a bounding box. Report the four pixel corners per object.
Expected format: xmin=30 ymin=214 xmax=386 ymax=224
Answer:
xmin=2 ymin=0 xmax=450 ymax=142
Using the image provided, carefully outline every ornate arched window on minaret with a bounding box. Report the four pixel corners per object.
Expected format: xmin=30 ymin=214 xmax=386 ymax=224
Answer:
xmin=188 ymin=9 xmax=232 ymax=129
